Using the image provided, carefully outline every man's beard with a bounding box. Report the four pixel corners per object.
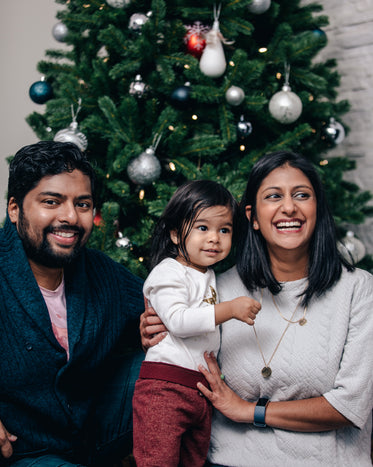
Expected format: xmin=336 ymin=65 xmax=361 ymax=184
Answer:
xmin=17 ymin=208 xmax=88 ymax=269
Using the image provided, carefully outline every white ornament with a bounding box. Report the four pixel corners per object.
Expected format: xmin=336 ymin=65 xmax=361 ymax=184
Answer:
xmin=116 ymin=232 xmax=132 ymax=249
xmin=338 ymin=231 xmax=366 ymax=263
xmin=106 ymin=0 xmax=131 ymax=7
xmin=129 ymin=75 xmax=149 ymax=98
xmin=248 ymin=0 xmax=271 ymax=14
xmin=127 ymin=147 xmax=161 ymax=185
xmin=199 ymin=5 xmax=232 ymax=78
xmin=52 ymin=22 xmax=68 ymax=42
xmin=225 ymin=86 xmax=245 ymax=106
xmin=129 ymin=12 xmax=151 ymax=32
xmin=54 ymin=99 xmax=88 ymax=151
xmin=269 ymin=64 xmax=302 ymax=124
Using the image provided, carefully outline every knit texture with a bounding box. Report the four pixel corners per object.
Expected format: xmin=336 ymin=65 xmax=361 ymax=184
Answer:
xmin=208 ymin=266 xmax=373 ymax=467
xmin=0 ymin=217 xmax=144 ymax=463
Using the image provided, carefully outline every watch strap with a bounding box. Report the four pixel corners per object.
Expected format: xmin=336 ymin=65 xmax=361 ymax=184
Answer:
xmin=253 ymin=397 xmax=269 ymax=427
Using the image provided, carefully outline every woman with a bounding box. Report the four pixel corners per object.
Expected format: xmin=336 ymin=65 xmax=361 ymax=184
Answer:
xmin=141 ymin=151 xmax=373 ymax=466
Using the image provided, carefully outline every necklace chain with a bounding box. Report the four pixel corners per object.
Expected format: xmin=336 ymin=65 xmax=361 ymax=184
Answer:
xmin=253 ymin=289 xmax=307 ymax=378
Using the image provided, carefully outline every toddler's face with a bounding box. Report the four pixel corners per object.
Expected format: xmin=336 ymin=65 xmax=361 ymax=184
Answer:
xmin=171 ymin=205 xmax=233 ymax=273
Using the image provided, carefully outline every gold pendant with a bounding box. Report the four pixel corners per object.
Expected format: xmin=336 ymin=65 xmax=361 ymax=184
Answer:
xmin=299 ymin=318 xmax=307 ymax=326
xmin=261 ymin=366 xmax=272 ymax=378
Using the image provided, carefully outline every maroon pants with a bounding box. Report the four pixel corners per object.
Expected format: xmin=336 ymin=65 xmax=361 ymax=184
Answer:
xmin=132 ymin=362 xmax=212 ymax=467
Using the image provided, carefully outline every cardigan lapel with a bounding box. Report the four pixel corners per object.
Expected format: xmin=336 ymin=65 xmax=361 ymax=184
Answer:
xmin=0 ymin=218 xmax=59 ymax=346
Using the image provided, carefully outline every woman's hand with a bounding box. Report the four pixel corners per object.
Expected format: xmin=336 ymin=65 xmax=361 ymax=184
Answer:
xmin=140 ymin=297 xmax=168 ymax=352
xmin=198 ymin=351 xmax=254 ymax=424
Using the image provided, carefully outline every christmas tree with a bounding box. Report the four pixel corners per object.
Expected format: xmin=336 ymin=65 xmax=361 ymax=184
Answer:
xmin=26 ymin=0 xmax=373 ymax=277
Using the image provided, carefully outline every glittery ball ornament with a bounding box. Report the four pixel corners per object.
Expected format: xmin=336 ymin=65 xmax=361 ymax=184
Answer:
xmin=248 ymin=0 xmax=271 ymax=14
xmin=52 ymin=22 xmax=68 ymax=42
xmin=129 ymin=75 xmax=149 ymax=98
xmin=116 ymin=232 xmax=132 ymax=249
xmin=269 ymin=84 xmax=302 ymax=124
xmin=127 ymin=147 xmax=161 ymax=185
xmin=106 ymin=0 xmax=131 ymax=7
xmin=225 ymin=86 xmax=245 ymax=106
xmin=54 ymin=121 xmax=88 ymax=152
xmin=129 ymin=12 xmax=150 ymax=32
xmin=338 ymin=231 xmax=366 ymax=264
xmin=29 ymin=80 xmax=53 ymax=104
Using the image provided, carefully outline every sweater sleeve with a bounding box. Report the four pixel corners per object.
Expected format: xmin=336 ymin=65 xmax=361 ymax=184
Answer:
xmin=323 ymin=270 xmax=373 ymax=429
xmin=144 ymin=260 xmax=216 ymax=338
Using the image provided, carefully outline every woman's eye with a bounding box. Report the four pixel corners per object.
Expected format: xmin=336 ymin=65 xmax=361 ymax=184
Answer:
xmin=294 ymin=192 xmax=310 ymax=199
xmin=265 ymin=193 xmax=281 ymax=200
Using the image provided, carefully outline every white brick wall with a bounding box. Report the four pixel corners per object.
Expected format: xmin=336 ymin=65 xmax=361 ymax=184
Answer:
xmin=302 ymin=0 xmax=373 ymax=254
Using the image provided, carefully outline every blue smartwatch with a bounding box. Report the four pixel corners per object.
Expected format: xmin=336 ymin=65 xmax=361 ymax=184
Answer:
xmin=253 ymin=397 xmax=270 ymax=427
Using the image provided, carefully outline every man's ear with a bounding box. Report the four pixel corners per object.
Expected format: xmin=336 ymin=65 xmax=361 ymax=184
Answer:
xmin=8 ymin=197 xmax=20 ymax=224
xmin=245 ymin=205 xmax=259 ymax=230
xmin=170 ymin=229 xmax=178 ymax=245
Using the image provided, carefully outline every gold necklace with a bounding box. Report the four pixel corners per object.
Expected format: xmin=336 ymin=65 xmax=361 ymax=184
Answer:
xmin=253 ymin=289 xmax=307 ymax=378
xmin=271 ymin=293 xmax=308 ymax=326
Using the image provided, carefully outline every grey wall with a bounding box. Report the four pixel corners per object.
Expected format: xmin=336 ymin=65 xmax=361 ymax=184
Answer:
xmin=1 ymin=0 xmax=372 ymax=252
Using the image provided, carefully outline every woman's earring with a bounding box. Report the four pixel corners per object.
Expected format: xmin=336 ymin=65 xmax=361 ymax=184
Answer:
xmin=253 ymin=222 xmax=259 ymax=230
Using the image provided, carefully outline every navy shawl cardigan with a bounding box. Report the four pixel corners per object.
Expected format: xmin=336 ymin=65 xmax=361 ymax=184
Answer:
xmin=0 ymin=216 xmax=144 ymax=462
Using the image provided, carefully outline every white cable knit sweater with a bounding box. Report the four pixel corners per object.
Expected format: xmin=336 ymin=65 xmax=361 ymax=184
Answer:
xmin=208 ymin=266 xmax=373 ymax=467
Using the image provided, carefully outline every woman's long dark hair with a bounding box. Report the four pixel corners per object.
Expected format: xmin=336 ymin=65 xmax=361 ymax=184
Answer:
xmin=237 ymin=150 xmax=353 ymax=306
xmin=150 ymin=180 xmax=238 ymax=269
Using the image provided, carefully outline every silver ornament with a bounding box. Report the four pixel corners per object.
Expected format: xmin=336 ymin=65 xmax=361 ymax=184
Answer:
xmin=237 ymin=115 xmax=253 ymax=140
xmin=248 ymin=0 xmax=271 ymax=14
xmin=52 ymin=22 xmax=68 ymax=42
xmin=338 ymin=231 xmax=366 ymax=264
xmin=129 ymin=13 xmax=150 ymax=32
xmin=106 ymin=0 xmax=131 ymax=7
xmin=269 ymin=84 xmax=302 ymax=124
xmin=127 ymin=147 xmax=161 ymax=185
xmin=225 ymin=86 xmax=245 ymax=106
xmin=54 ymin=122 xmax=88 ymax=152
xmin=129 ymin=75 xmax=149 ymax=98
xmin=322 ymin=117 xmax=345 ymax=144
xmin=116 ymin=232 xmax=132 ymax=249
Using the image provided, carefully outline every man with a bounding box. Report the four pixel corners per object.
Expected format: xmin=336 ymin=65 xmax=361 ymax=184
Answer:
xmin=0 ymin=141 xmax=144 ymax=467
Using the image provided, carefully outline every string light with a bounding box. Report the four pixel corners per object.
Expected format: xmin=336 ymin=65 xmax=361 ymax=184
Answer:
xmin=168 ymin=125 xmax=175 ymax=131
xmin=320 ymin=159 xmax=329 ymax=166
xmin=139 ymin=189 xmax=145 ymax=200
xmin=139 ymin=257 xmax=144 ymax=262
xmin=259 ymin=47 xmax=267 ymax=53
xmin=240 ymin=145 xmax=245 ymax=151
xmin=229 ymin=61 xmax=235 ymax=66
xmin=276 ymin=72 xmax=282 ymax=80
xmin=106 ymin=173 xmax=110 ymax=179
xmin=169 ymin=162 xmax=176 ymax=171
xmin=309 ymin=94 xmax=314 ymax=101
xmin=192 ymin=114 xmax=198 ymax=120
xmin=184 ymin=64 xmax=190 ymax=69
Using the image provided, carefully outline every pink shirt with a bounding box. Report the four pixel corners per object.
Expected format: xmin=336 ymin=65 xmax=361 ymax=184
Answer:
xmin=39 ymin=277 xmax=69 ymax=359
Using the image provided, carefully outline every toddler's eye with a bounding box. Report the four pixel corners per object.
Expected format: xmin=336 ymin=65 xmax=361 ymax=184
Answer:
xmin=197 ymin=225 xmax=207 ymax=231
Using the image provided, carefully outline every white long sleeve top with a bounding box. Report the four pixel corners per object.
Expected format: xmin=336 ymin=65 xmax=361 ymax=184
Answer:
xmin=208 ymin=266 xmax=373 ymax=467
xmin=143 ymin=258 xmax=220 ymax=371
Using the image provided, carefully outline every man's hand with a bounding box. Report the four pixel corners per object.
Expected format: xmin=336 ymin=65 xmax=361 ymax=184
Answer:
xmin=140 ymin=297 xmax=167 ymax=352
xmin=0 ymin=419 xmax=17 ymax=459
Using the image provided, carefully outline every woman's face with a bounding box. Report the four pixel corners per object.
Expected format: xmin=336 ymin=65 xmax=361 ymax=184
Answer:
xmin=247 ymin=164 xmax=317 ymax=259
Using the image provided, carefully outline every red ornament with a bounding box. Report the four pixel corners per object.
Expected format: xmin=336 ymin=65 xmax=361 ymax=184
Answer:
xmin=93 ymin=210 xmax=104 ymax=227
xmin=184 ymin=22 xmax=209 ymax=59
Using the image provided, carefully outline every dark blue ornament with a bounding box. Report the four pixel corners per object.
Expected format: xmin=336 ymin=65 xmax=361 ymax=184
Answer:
xmin=29 ymin=80 xmax=53 ymax=104
xmin=170 ymin=84 xmax=191 ymax=109
xmin=312 ymin=28 xmax=327 ymax=43
xmin=237 ymin=115 xmax=253 ymax=141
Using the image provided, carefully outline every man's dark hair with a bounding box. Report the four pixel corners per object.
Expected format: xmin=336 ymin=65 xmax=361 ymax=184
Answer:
xmin=8 ymin=140 xmax=96 ymax=207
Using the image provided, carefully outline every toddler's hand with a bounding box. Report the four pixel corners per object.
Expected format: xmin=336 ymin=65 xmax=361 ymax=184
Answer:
xmin=230 ymin=296 xmax=261 ymax=325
